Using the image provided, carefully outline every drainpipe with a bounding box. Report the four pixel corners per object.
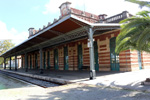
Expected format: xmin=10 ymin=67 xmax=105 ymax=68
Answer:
xmin=88 ymin=26 xmax=96 ymax=80
xmin=39 ymin=48 xmax=43 ymax=74
xmin=15 ymin=55 xmax=17 ymax=71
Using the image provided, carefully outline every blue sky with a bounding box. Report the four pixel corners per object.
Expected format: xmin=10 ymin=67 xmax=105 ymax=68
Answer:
xmin=0 ymin=0 xmax=52 ymax=32
xmin=0 ymin=0 xmax=147 ymax=45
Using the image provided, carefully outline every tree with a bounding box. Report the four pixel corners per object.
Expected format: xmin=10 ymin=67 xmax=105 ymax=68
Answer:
xmin=0 ymin=40 xmax=15 ymax=65
xmin=126 ymin=0 xmax=150 ymax=8
xmin=115 ymin=0 xmax=150 ymax=54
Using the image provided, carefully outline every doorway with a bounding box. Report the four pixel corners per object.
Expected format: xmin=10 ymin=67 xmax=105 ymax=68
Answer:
xmin=78 ymin=44 xmax=83 ymax=70
xmin=94 ymin=41 xmax=99 ymax=71
xmin=54 ymin=49 xmax=59 ymax=70
xmin=110 ymin=37 xmax=120 ymax=71
xmin=30 ymin=55 xmax=32 ymax=69
xmin=35 ymin=54 xmax=38 ymax=69
xmin=64 ymin=46 xmax=69 ymax=70
xmin=47 ymin=51 xmax=50 ymax=69
xmin=44 ymin=52 xmax=46 ymax=69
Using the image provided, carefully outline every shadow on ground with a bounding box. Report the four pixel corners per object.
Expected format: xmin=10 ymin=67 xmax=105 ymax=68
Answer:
xmin=27 ymin=84 xmax=150 ymax=100
xmin=96 ymin=80 xmax=150 ymax=92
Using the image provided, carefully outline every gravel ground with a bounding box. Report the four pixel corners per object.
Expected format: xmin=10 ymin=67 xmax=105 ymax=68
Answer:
xmin=0 ymin=71 xmax=59 ymax=88
xmin=0 ymin=83 xmax=150 ymax=100
xmin=0 ymin=73 xmax=33 ymax=89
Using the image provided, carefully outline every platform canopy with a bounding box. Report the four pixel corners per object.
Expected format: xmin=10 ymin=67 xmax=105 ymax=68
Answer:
xmin=1 ymin=14 xmax=120 ymax=58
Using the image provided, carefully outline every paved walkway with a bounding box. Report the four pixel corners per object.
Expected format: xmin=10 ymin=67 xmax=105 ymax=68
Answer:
xmin=3 ymin=68 xmax=150 ymax=92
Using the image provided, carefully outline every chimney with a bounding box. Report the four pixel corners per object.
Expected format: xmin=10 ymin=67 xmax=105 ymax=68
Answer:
xmin=28 ymin=28 xmax=34 ymax=38
xmin=39 ymin=28 xmax=41 ymax=31
xmin=43 ymin=25 xmax=46 ymax=29
xmin=48 ymin=22 xmax=51 ymax=26
xmin=53 ymin=18 xmax=57 ymax=23
xmin=98 ymin=14 xmax=107 ymax=20
xmin=59 ymin=2 xmax=71 ymax=17
xmin=122 ymin=11 xmax=129 ymax=18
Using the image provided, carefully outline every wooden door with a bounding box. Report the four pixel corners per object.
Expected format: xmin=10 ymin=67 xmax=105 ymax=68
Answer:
xmin=64 ymin=46 xmax=69 ymax=70
xmin=94 ymin=41 xmax=99 ymax=71
xmin=54 ymin=49 xmax=59 ymax=70
xmin=78 ymin=45 xmax=83 ymax=70
xmin=110 ymin=37 xmax=120 ymax=71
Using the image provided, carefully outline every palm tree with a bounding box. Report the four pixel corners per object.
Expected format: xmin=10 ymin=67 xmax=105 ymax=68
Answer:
xmin=126 ymin=0 xmax=150 ymax=8
xmin=115 ymin=0 xmax=150 ymax=54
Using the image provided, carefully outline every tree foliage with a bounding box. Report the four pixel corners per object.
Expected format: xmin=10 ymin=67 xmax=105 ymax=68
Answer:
xmin=115 ymin=0 xmax=150 ymax=54
xmin=126 ymin=0 xmax=150 ymax=8
xmin=0 ymin=40 xmax=15 ymax=64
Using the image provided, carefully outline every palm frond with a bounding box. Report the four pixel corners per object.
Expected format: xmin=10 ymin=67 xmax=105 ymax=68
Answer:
xmin=115 ymin=9 xmax=150 ymax=54
xmin=125 ymin=0 xmax=150 ymax=8
xmin=116 ymin=27 xmax=141 ymax=45
xmin=136 ymin=10 xmax=150 ymax=17
xmin=115 ymin=37 xmax=131 ymax=54
xmin=137 ymin=27 xmax=150 ymax=49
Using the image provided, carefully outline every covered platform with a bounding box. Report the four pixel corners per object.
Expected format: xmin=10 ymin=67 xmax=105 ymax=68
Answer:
xmin=0 ymin=2 xmax=121 ymax=80
xmin=1 ymin=13 xmax=120 ymax=79
xmin=1 ymin=2 xmax=139 ymax=80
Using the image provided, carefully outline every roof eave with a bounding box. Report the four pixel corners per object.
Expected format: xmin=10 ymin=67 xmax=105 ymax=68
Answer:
xmin=0 ymin=14 xmax=73 ymax=57
xmin=1 ymin=14 xmax=121 ymax=57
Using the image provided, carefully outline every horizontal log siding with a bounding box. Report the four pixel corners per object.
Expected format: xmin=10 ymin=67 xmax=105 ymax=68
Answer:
xmin=73 ymin=43 xmax=78 ymax=70
xmin=129 ymin=51 xmax=140 ymax=71
xmin=142 ymin=52 xmax=150 ymax=69
xmin=58 ymin=46 xmax=64 ymax=70
xmin=50 ymin=50 xmax=54 ymax=69
xmin=82 ymin=41 xmax=90 ymax=67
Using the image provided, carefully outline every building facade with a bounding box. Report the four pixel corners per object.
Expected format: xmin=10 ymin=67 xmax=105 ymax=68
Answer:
xmin=1 ymin=2 xmax=150 ymax=79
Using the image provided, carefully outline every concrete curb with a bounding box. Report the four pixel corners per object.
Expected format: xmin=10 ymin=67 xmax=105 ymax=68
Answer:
xmin=0 ymin=70 xmax=73 ymax=85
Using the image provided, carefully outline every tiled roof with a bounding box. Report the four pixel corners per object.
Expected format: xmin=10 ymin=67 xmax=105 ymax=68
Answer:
xmin=28 ymin=5 xmax=131 ymax=38
xmin=70 ymin=8 xmax=99 ymax=23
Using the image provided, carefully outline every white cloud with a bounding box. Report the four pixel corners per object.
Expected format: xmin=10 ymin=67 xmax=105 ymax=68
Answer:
xmin=0 ymin=21 xmax=28 ymax=46
xmin=43 ymin=0 xmax=144 ymax=17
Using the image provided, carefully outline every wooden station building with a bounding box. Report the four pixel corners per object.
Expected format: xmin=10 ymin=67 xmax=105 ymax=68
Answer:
xmin=1 ymin=2 xmax=150 ymax=79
